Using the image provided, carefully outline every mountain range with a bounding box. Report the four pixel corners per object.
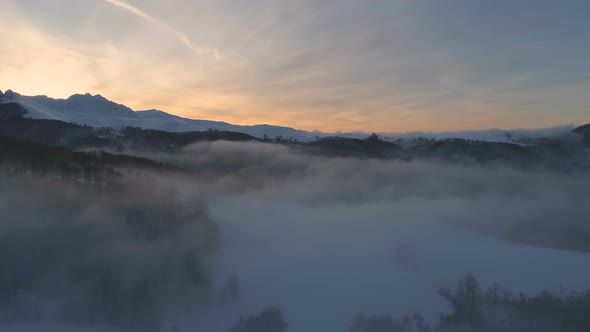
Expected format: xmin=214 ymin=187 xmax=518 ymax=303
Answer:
xmin=0 ymin=89 xmax=325 ymax=142
xmin=0 ymin=89 xmax=577 ymax=143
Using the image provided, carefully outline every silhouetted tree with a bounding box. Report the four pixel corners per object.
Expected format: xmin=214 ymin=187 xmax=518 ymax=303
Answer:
xmin=230 ymin=307 xmax=287 ymax=332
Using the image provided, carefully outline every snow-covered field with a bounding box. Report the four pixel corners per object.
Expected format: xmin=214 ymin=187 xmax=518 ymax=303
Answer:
xmin=187 ymin=196 xmax=590 ymax=332
xmin=4 ymin=193 xmax=590 ymax=332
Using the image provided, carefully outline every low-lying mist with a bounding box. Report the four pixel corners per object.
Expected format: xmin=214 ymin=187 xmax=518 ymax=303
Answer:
xmin=0 ymin=174 xmax=218 ymax=331
xmin=2 ymin=140 xmax=590 ymax=331
xmin=150 ymin=141 xmax=590 ymax=252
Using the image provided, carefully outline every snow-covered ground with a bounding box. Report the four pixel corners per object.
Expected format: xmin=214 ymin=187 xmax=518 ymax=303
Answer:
xmin=189 ymin=196 xmax=590 ymax=332
xmin=3 ymin=193 xmax=589 ymax=332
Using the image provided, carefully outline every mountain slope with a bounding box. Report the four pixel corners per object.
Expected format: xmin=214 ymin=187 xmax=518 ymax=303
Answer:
xmin=0 ymin=102 xmax=259 ymax=152
xmin=0 ymin=89 xmax=321 ymax=141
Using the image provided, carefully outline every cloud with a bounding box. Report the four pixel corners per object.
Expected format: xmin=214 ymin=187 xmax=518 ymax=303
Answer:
xmin=4 ymin=0 xmax=590 ymax=132
xmin=102 ymin=0 xmax=224 ymax=60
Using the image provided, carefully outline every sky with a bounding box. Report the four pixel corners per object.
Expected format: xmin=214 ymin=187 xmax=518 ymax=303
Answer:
xmin=0 ymin=0 xmax=589 ymax=133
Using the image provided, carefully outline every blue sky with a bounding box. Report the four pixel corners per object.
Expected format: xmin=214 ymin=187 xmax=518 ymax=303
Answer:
xmin=1 ymin=0 xmax=589 ymax=132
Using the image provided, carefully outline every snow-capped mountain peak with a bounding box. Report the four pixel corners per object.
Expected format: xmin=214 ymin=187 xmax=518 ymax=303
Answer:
xmin=0 ymin=89 xmax=321 ymax=141
xmin=20 ymin=92 xmax=137 ymax=118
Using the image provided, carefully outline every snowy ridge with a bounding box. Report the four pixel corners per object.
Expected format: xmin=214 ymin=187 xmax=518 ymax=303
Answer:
xmin=0 ymin=89 xmax=573 ymax=143
xmin=0 ymin=89 xmax=321 ymax=142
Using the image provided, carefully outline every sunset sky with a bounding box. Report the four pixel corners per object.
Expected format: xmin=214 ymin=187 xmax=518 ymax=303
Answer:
xmin=1 ymin=0 xmax=589 ymax=132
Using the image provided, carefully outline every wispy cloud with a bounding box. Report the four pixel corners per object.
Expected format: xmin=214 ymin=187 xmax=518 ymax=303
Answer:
xmin=3 ymin=0 xmax=589 ymax=132
xmin=102 ymin=0 xmax=223 ymax=60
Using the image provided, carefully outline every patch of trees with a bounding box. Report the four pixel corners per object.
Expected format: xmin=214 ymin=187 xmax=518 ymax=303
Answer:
xmin=0 ymin=135 xmax=181 ymax=184
xmin=307 ymin=133 xmax=402 ymax=158
xmin=119 ymin=127 xmax=258 ymax=151
xmin=0 ymin=103 xmax=106 ymax=148
xmin=0 ymin=102 xmax=25 ymax=119
xmin=573 ymin=124 xmax=590 ymax=148
xmin=351 ymin=273 xmax=590 ymax=332
xmin=230 ymin=307 xmax=288 ymax=332
xmin=408 ymin=138 xmax=538 ymax=166
xmin=437 ymin=273 xmax=590 ymax=332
